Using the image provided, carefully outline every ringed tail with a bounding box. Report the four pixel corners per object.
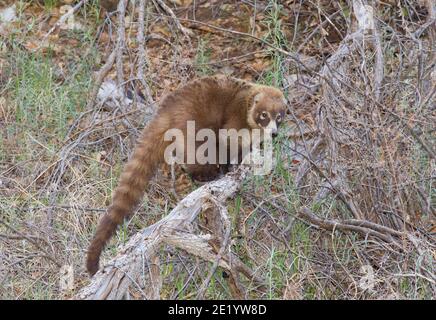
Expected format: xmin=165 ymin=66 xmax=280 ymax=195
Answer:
xmin=86 ymin=119 xmax=167 ymax=276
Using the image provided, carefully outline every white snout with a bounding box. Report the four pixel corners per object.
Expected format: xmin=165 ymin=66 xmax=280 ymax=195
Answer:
xmin=265 ymin=120 xmax=277 ymax=134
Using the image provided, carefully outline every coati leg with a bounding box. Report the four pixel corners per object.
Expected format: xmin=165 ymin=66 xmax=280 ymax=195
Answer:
xmin=185 ymin=164 xmax=222 ymax=182
xmin=182 ymin=139 xmax=224 ymax=182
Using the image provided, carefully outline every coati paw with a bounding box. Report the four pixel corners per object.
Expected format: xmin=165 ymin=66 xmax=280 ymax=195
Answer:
xmin=191 ymin=172 xmax=219 ymax=183
xmin=186 ymin=164 xmax=223 ymax=183
xmin=86 ymin=259 xmax=99 ymax=277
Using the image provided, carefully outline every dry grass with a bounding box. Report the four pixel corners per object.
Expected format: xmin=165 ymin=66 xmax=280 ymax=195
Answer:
xmin=0 ymin=0 xmax=434 ymax=299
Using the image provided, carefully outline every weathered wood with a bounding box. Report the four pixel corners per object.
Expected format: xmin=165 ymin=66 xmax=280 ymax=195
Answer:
xmin=75 ymin=165 xmax=253 ymax=299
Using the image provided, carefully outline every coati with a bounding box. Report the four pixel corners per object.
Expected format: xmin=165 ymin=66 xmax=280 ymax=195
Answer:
xmin=86 ymin=75 xmax=286 ymax=276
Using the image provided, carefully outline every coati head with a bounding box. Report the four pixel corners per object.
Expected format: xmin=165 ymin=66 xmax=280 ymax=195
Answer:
xmin=247 ymin=86 xmax=287 ymax=137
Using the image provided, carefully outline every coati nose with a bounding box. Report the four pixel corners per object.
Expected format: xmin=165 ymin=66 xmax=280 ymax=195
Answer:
xmin=265 ymin=120 xmax=278 ymax=137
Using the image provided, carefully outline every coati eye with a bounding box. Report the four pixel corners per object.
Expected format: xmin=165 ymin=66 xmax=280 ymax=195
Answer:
xmin=276 ymin=114 xmax=282 ymax=123
xmin=260 ymin=111 xmax=268 ymax=120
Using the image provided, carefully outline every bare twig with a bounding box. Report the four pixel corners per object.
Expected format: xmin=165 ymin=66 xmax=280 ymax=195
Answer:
xmin=116 ymin=0 xmax=128 ymax=88
xmin=86 ymin=50 xmax=117 ymax=110
xmin=297 ymin=207 xmax=401 ymax=246
xmin=40 ymin=0 xmax=89 ymax=45
xmin=137 ymin=0 xmax=155 ymax=108
xmin=152 ymin=0 xmax=193 ymax=38
xmin=0 ymin=220 xmax=62 ymax=268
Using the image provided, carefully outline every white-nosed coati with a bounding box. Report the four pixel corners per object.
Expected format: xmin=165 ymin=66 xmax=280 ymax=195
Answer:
xmin=86 ymin=75 xmax=286 ymax=276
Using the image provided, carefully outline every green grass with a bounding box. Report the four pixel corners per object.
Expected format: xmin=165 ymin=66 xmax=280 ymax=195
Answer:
xmin=261 ymin=0 xmax=287 ymax=87
xmin=6 ymin=48 xmax=94 ymax=137
xmin=0 ymin=23 xmax=104 ymax=298
xmin=195 ymin=38 xmax=213 ymax=76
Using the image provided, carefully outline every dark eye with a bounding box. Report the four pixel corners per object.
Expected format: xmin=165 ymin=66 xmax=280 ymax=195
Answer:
xmin=276 ymin=114 xmax=282 ymax=122
xmin=260 ymin=112 xmax=268 ymax=120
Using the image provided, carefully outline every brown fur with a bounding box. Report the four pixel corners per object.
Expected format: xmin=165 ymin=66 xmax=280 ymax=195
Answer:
xmin=100 ymin=0 xmax=119 ymax=12
xmin=86 ymin=75 xmax=286 ymax=275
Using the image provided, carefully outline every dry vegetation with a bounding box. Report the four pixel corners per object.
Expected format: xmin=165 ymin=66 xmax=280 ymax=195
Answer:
xmin=0 ymin=0 xmax=435 ymax=299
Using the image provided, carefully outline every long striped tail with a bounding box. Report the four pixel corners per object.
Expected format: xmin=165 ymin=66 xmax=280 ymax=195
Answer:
xmin=86 ymin=119 xmax=167 ymax=276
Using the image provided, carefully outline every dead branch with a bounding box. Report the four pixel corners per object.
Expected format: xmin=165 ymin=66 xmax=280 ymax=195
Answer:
xmin=196 ymin=200 xmax=231 ymax=299
xmin=297 ymin=207 xmax=401 ymax=247
xmin=137 ymin=0 xmax=155 ymax=108
xmin=40 ymin=0 xmax=89 ymax=45
xmin=74 ymin=164 xmax=264 ymax=299
xmin=0 ymin=220 xmax=62 ymax=268
xmin=152 ymin=0 xmax=193 ymax=38
xmin=115 ymin=0 xmax=128 ymax=93
xmin=85 ymin=50 xmax=117 ymax=111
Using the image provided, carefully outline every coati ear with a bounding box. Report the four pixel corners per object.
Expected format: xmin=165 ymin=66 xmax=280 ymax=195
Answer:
xmin=253 ymin=92 xmax=264 ymax=104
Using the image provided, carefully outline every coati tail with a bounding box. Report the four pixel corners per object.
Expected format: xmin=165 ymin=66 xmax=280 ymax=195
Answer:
xmin=86 ymin=119 xmax=167 ymax=276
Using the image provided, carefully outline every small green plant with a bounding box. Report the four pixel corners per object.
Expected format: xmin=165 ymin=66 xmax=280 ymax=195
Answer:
xmin=261 ymin=0 xmax=287 ymax=87
xmin=195 ymin=38 xmax=213 ymax=76
xmin=44 ymin=0 xmax=58 ymax=10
